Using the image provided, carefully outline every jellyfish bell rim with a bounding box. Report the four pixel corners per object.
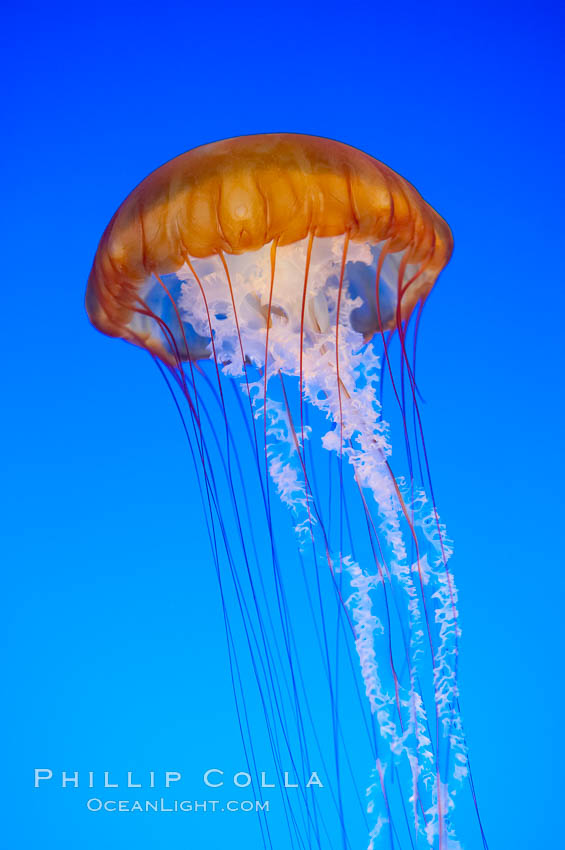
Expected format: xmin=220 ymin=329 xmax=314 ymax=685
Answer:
xmin=85 ymin=133 xmax=453 ymax=363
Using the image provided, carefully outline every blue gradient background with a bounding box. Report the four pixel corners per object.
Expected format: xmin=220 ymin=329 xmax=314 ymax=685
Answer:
xmin=2 ymin=1 xmax=563 ymax=848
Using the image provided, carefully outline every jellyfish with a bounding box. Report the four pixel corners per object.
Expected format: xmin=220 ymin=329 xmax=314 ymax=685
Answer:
xmin=86 ymin=134 xmax=487 ymax=850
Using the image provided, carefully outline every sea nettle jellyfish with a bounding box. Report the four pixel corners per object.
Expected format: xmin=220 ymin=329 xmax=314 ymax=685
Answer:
xmin=86 ymin=134 xmax=486 ymax=850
